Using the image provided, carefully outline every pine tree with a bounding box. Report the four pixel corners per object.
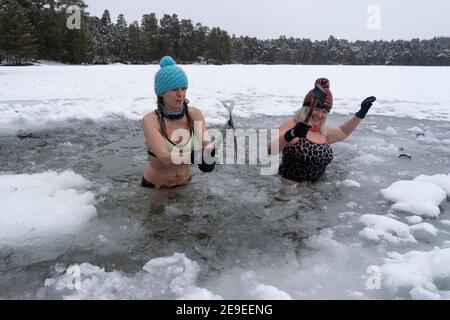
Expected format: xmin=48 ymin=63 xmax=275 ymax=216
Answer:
xmin=96 ymin=9 xmax=113 ymax=63
xmin=169 ymin=14 xmax=180 ymax=58
xmin=111 ymin=14 xmax=129 ymax=62
xmin=0 ymin=0 xmax=9 ymax=61
xmin=178 ymin=19 xmax=194 ymax=62
xmin=55 ymin=1 xmax=93 ymax=64
xmin=39 ymin=3 xmax=65 ymax=60
xmin=191 ymin=23 xmax=208 ymax=62
xmin=86 ymin=15 xmax=101 ymax=63
xmin=141 ymin=13 xmax=159 ymax=62
xmin=129 ymin=21 xmax=144 ymax=63
xmin=206 ymin=27 xmax=231 ymax=64
xmin=0 ymin=0 xmax=37 ymax=65
xmin=100 ymin=8 xmax=111 ymax=26
xmin=158 ymin=14 xmax=180 ymax=58
xmin=62 ymin=13 xmax=93 ymax=64
xmin=14 ymin=0 xmax=62 ymax=61
xmin=236 ymin=36 xmax=258 ymax=64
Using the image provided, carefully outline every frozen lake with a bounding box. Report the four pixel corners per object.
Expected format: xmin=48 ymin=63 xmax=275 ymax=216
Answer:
xmin=0 ymin=64 xmax=450 ymax=299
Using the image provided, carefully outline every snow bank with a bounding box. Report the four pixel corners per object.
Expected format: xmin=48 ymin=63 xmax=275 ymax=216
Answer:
xmin=1 ymin=65 xmax=450 ymax=132
xmin=380 ymin=179 xmax=447 ymax=218
xmin=0 ymin=170 xmax=96 ymax=246
xmin=380 ymin=248 xmax=450 ymax=300
xmin=0 ymin=98 xmax=151 ymax=132
xmin=43 ymin=253 xmax=221 ymax=300
xmin=0 ymin=97 xmax=230 ymax=132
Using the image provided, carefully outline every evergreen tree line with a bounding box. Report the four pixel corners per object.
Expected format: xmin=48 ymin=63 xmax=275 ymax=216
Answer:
xmin=1 ymin=0 xmax=449 ymax=66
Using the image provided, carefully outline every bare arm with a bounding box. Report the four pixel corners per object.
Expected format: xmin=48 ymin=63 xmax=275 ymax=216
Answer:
xmin=325 ymin=115 xmax=362 ymax=144
xmin=267 ymin=119 xmax=297 ymax=155
xmin=327 ymin=96 xmax=376 ymax=144
xmin=189 ymin=106 xmax=213 ymax=149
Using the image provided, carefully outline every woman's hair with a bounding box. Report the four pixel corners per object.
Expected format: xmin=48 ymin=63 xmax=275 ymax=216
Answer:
xmin=294 ymin=98 xmax=327 ymax=134
xmin=156 ymin=96 xmax=194 ymax=138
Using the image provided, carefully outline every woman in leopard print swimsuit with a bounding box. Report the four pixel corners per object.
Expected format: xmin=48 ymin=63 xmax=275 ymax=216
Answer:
xmin=268 ymin=78 xmax=376 ymax=185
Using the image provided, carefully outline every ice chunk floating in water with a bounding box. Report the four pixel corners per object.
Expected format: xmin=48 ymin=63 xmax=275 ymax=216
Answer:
xmin=0 ymin=170 xmax=96 ymax=246
xmin=379 ymin=248 xmax=450 ymax=300
xmin=414 ymin=174 xmax=450 ymax=197
xmin=42 ymin=253 xmax=222 ymax=300
xmin=359 ymin=214 xmax=417 ymax=245
xmin=380 ymin=178 xmax=447 ymax=218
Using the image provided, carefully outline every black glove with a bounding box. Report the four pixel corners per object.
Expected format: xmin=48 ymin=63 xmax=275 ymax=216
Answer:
xmin=198 ymin=161 xmax=215 ymax=173
xmin=284 ymin=121 xmax=310 ymax=142
xmin=355 ymin=96 xmax=376 ymax=119
xmin=190 ymin=148 xmax=216 ymax=173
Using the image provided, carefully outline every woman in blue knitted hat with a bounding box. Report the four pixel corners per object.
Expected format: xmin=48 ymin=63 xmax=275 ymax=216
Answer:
xmin=141 ymin=56 xmax=216 ymax=188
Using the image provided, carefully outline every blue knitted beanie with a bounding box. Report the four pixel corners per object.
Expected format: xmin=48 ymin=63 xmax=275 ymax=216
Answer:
xmin=154 ymin=56 xmax=189 ymax=96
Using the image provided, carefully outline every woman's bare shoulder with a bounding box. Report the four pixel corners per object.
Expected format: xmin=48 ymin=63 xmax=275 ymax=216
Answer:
xmin=142 ymin=110 xmax=158 ymax=126
xmin=187 ymin=106 xmax=204 ymax=119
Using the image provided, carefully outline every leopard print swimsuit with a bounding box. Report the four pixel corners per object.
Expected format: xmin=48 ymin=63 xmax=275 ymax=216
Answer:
xmin=278 ymin=137 xmax=334 ymax=182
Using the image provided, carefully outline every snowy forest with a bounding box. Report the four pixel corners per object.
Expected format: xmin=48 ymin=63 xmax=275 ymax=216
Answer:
xmin=1 ymin=0 xmax=449 ymax=66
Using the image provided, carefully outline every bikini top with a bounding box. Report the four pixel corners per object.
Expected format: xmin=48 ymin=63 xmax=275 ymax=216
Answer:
xmin=147 ymin=110 xmax=196 ymax=158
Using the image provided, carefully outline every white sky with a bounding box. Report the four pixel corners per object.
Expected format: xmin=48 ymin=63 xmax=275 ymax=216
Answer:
xmin=83 ymin=0 xmax=450 ymax=41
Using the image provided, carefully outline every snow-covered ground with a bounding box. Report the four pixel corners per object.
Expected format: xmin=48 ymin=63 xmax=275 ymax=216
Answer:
xmin=1 ymin=64 xmax=450 ymax=132
xmin=0 ymin=64 xmax=450 ymax=299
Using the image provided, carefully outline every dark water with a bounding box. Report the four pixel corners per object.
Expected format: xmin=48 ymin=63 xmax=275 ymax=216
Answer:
xmin=1 ymin=114 xmax=450 ymax=299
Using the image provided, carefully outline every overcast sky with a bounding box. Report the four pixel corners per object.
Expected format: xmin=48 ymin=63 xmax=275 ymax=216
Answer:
xmin=83 ymin=0 xmax=450 ymax=41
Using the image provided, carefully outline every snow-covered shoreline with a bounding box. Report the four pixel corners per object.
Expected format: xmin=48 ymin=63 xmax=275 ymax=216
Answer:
xmin=1 ymin=64 xmax=449 ymax=132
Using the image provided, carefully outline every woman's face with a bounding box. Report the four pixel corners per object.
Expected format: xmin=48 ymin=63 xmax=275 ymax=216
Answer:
xmin=162 ymin=87 xmax=187 ymax=110
xmin=309 ymin=106 xmax=329 ymax=128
